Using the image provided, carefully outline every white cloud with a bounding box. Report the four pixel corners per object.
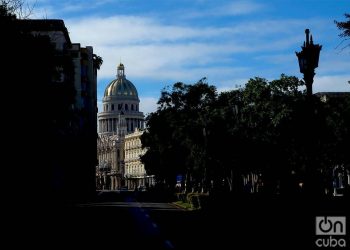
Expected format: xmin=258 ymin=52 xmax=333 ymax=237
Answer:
xmin=217 ymin=1 xmax=264 ymax=16
xmin=48 ymin=9 xmax=346 ymax=95
xmin=60 ymin=0 xmax=123 ymax=14
xmin=65 ymin=16 xmax=232 ymax=46
xmin=254 ymin=54 xmax=295 ymax=65
xmin=97 ymin=100 xmax=103 ymax=114
xmin=30 ymin=0 xmax=120 ymax=16
xmin=216 ymin=75 xmax=350 ymax=94
xmin=66 ymin=16 xmax=316 ymax=48
xmin=216 ymin=78 xmax=248 ymax=92
xmin=65 ymin=15 xmax=318 ymax=84
xmin=181 ymin=0 xmax=264 ymax=19
xmin=94 ymin=43 xmax=250 ymax=81
xmin=31 ymin=6 xmax=55 ymax=18
xmin=317 ymin=51 xmax=350 ymax=75
xmin=314 ymin=75 xmax=350 ymax=93
xmin=139 ymin=97 xmax=159 ymax=115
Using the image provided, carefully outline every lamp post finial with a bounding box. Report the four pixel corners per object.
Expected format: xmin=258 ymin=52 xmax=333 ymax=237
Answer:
xmin=305 ymin=29 xmax=310 ymax=46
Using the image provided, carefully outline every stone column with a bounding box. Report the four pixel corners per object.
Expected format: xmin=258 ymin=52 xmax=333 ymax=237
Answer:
xmin=103 ymin=175 xmax=107 ymax=190
xmin=111 ymin=177 xmax=114 ymax=190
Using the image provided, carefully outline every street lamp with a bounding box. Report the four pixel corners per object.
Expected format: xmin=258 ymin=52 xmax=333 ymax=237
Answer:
xmin=295 ymin=29 xmax=322 ymax=97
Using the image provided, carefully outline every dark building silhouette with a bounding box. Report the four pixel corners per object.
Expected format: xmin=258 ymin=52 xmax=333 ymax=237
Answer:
xmin=2 ymin=17 xmax=99 ymax=205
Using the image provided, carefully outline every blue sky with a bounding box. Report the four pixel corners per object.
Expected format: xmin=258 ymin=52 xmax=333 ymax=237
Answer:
xmin=30 ymin=0 xmax=349 ymax=114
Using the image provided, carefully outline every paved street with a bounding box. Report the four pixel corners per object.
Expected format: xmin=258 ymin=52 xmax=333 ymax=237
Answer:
xmin=35 ymin=191 xmax=185 ymax=249
xmin=24 ymin=191 xmax=347 ymax=249
xmin=78 ymin=200 xmax=181 ymax=248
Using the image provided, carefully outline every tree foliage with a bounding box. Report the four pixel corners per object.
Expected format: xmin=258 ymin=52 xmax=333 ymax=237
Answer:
xmin=93 ymin=54 xmax=103 ymax=70
xmin=141 ymin=75 xmax=350 ymax=197
xmin=334 ymin=13 xmax=350 ymax=52
xmin=1 ymin=0 xmax=34 ymax=18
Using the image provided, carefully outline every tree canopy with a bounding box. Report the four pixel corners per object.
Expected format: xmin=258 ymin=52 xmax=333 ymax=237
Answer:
xmin=334 ymin=13 xmax=350 ymax=52
xmin=141 ymin=75 xmax=350 ymax=197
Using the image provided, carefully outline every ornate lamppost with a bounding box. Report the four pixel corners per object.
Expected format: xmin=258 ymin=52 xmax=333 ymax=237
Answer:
xmin=296 ymin=29 xmax=322 ymax=97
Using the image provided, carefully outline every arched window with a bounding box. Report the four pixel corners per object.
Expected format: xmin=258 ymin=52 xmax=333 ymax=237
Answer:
xmin=125 ymin=104 xmax=128 ymax=110
xmin=106 ymin=104 xmax=108 ymax=111
xmin=131 ymin=104 xmax=134 ymax=111
xmin=112 ymin=104 xmax=114 ymax=111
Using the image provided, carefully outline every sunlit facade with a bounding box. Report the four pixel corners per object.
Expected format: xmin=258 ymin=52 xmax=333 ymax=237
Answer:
xmin=96 ymin=63 xmax=148 ymax=190
xmin=124 ymin=129 xmax=155 ymax=190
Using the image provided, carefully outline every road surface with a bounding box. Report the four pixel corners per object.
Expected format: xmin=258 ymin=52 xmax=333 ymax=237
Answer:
xmin=24 ymin=191 xmax=346 ymax=249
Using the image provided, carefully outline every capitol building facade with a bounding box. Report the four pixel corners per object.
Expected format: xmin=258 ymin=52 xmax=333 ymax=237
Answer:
xmin=96 ymin=63 xmax=154 ymax=190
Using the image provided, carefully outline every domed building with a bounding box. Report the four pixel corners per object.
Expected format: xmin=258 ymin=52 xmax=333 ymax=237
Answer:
xmin=98 ymin=63 xmax=144 ymax=135
xmin=96 ymin=63 xmax=145 ymax=190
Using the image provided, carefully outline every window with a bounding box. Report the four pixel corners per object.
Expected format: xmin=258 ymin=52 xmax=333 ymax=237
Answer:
xmin=125 ymin=104 xmax=128 ymax=110
xmin=112 ymin=104 xmax=114 ymax=111
xmin=131 ymin=104 xmax=134 ymax=111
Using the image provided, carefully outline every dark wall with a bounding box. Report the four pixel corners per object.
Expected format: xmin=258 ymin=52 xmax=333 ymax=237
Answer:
xmin=1 ymin=13 xmax=96 ymax=206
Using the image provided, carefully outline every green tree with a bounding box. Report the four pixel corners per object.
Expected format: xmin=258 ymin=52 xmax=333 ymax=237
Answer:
xmin=141 ymin=79 xmax=217 ymax=192
xmin=93 ymin=54 xmax=103 ymax=70
xmin=321 ymin=93 xmax=350 ymax=195
xmin=334 ymin=13 xmax=350 ymax=52
xmin=1 ymin=0 xmax=34 ymax=18
xmin=143 ymin=74 xmax=349 ymax=198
